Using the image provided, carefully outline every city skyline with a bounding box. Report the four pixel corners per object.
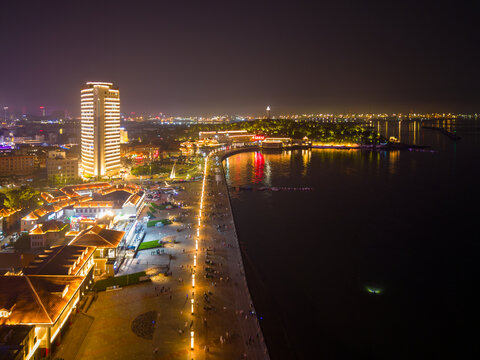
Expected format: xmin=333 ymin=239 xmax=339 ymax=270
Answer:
xmin=1 ymin=1 xmax=479 ymax=116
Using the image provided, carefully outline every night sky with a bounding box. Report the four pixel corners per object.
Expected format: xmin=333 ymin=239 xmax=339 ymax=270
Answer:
xmin=0 ymin=0 xmax=479 ymax=116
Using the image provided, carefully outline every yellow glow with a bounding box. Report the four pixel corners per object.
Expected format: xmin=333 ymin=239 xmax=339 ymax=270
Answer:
xmin=190 ymin=331 xmax=194 ymax=350
xmin=25 ymin=338 xmax=41 ymax=360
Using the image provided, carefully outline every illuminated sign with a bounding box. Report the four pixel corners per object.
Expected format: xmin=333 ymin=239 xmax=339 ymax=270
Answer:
xmin=252 ymin=135 xmax=266 ymax=141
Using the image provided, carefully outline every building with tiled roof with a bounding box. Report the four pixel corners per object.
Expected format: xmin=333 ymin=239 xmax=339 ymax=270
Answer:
xmin=0 ymin=275 xmax=86 ymax=356
xmin=69 ymin=225 xmax=125 ymax=276
xmin=24 ymin=245 xmax=95 ymax=277
xmin=59 ymin=182 xmax=110 ymax=198
xmin=0 ymin=207 xmax=20 ymax=234
xmin=29 ymin=221 xmax=69 ymax=249
xmin=0 ymin=324 xmax=36 ymax=360
xmin=70 ymin=225 xmax=124 ymax=248
xmin=21 ymin=182 xmax=145 ymax=234
xmin=40 ymin=190 xmax=69 ymax=203
xmin=0 ymin=253 xmax=36 ymax=275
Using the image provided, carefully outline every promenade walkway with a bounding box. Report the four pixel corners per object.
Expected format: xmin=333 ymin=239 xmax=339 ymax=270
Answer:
xmin=198 ymin=151 xmax=270 ymax=360
xmin=55 ymin=150 xmax=269 ymax=360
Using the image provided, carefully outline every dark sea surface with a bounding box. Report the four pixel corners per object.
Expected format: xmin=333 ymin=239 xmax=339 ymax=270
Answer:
xmin=223 ymin=120 xmax=479 ymax=360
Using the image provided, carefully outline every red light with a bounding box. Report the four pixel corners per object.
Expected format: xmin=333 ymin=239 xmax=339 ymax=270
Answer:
xmin=39 ymin=106 xmax=45 ymax=109
xmin=252 ymin=135 xmax=265 ymax=141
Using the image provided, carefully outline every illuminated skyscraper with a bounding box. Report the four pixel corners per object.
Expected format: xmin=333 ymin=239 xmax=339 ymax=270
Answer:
xmin=81 ymin=82 xmax=121 ymax=177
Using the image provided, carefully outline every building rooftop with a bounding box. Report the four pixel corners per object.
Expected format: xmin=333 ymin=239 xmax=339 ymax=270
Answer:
xmin=23 ymin=245 xmax=95 ymax=276
xmin=73 ymin=201 xmax=113 ymax=209
xmin=41 ymin=190 xmax=69 ymax=203
xmin=0 ymin=208 xmax=19 ymax=218
xmin=60 ymin=183 xmax=110 ymax=198
xmin=0 ymin=275 xmax=84 ymax=325
xmin=92 ymin=190 xmax=131 ymax=208
xmin=69 ymin=225 xmax=124 ymax=248
xmin=29 ymin=220 xmax=68 ymax=235
xmin=0 ymin=253 xmax=36 ymax=275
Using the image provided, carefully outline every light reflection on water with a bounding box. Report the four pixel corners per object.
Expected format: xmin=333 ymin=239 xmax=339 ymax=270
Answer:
xmin=223 ymin=119 xmax=480 ymax=360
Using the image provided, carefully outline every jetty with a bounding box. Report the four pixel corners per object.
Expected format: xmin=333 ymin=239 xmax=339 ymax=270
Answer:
xmin=422 ymin=126 xmax=461 ymax=140
xmin=231 ymin=186 xmax=314 ymax=192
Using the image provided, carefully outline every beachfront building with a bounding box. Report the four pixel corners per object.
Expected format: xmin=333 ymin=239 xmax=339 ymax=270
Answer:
xmin=198 ymin=130 xmax=256 ymax=145
xmin=81 ymin=82 xmax=121 ymax=177
xmin=261 ymin=137 xmax=293 ymax=149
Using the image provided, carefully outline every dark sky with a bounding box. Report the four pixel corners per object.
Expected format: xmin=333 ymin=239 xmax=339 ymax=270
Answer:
xmin=0 ymin=0 xmax=479 ymax=116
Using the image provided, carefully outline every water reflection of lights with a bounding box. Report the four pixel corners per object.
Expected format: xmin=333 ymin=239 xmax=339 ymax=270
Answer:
xmin=253 ymin=152 xmax=265 ymax=183
xmin=301 ymin=149 xmax=311 ymax=176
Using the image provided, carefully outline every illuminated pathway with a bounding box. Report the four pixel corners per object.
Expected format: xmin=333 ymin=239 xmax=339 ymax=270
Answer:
xmin=190 ymin=149 xmax=270 ymax=359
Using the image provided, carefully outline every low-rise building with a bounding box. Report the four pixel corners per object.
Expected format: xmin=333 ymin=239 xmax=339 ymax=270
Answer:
xmin=29 ymin=220 xmax=69 ymax=248
xmin=0 ymin=253 xmax=36 ymax=275
xmin=21 ymin=183 xmax=145 ymax=231
xmin=0 ymin=275 xmax=86 ymax=358
xmin=0 ymin=155 xmax=36 ymax=177
xmin=0 ymin=207 xmax=20 ymax=234
xmin=21 ymin=199 xmax=75 ymax=232
xmin=0 ymin=245 xmax=96 ymax=358
xmin=0 ymin=325 xmax=37 ymax=360
xmin=69 ymin=225 xmax=124 ymax=276
xmin=23 ymin=245 xmax=95 ymax=278
xmin=46 ymin=150 xmax=79 ymax=182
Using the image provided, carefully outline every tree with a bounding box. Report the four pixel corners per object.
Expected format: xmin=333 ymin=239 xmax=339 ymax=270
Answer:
xmin=3 ymin=186 xmax=40 ymax=210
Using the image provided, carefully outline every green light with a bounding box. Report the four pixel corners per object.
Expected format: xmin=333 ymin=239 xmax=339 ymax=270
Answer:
xmin=365 ymin=286 xmax=382 ymax=294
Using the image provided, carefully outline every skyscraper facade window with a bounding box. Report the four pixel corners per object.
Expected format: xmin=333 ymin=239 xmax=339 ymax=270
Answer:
xmin=80 ymin=82 xmax=121 ymax=177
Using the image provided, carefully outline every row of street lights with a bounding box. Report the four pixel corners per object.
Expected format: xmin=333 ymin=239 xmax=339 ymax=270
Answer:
xmin=190 ymin=154 xmax=209 ymax=355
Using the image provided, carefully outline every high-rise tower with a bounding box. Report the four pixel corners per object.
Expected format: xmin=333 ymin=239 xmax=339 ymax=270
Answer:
xmin=80 ymin=82 xmax=121 ymax=177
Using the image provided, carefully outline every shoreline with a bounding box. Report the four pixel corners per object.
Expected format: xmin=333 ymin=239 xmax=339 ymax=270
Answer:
xmin=207 ymin=149 xmax=271 ymax=359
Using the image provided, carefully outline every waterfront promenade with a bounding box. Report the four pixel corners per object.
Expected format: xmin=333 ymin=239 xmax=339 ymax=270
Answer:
xmin=54 ymin=150 xmax=269 ymax=360
xmin=201 ymin=150 xmax=270 ymax=360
